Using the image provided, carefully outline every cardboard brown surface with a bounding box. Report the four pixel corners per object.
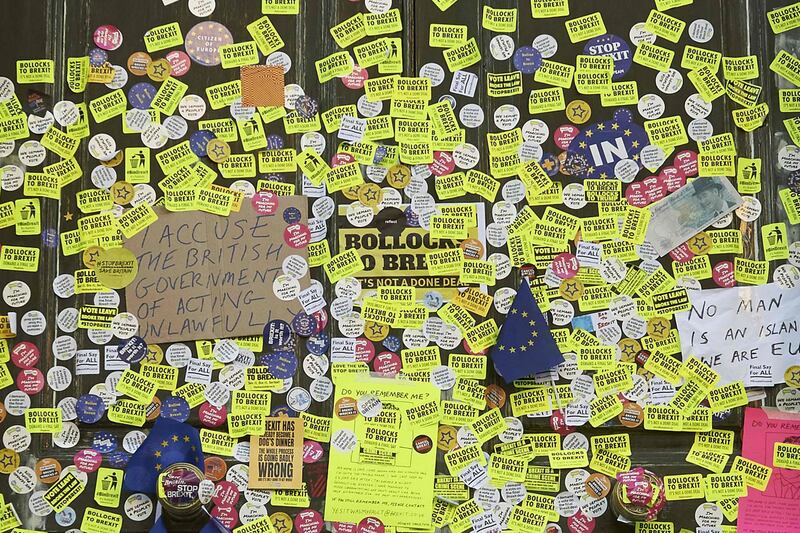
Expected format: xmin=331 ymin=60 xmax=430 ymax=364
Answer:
xmin=125 ymin=198 xmax=308 ymax=343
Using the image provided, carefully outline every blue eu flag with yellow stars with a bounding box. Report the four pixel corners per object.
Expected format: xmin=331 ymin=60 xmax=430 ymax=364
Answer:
xmin=490 ymin=280 xmax=564 ymax=383
xmin=122 ymin=417 xmax=204 ymax=495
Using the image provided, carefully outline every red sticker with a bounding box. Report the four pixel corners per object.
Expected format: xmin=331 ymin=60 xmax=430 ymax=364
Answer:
xmin=642 ymin=174 xmax=667 ymax=204
xmin=73 ymin=449 xmax=103 ymax=472
xmin=552 ymin=252 xmax=579 ymax=279
xmin=550 ymin=409 xmax=575 ymax=436
xmin=554 ymin=124 xmax=580 ymax=150
xmin=165 ymin=50 xmax=192 ymax=77
xmin=331 ymin=153 xmax=356 ymax=168
xmin=624 ymin=182 xmax=649 ymax=208
xmin=198 ymin=402 xmax=227 ymax=428
xmin=11 ymin=341 xmax=40 ymax=369
xmin=93 ymin=25 xmax=123 ymax=51
xmin=412 ymin=435 xmax=433 ymax=454
xmin=16 ymin=368 xmax=44 ymax=395
xmin=674 ymin=149 xmax=698 ymax=177
xmin=295 ymin=509 xmax=324 ymax=533
xmin=333 ymin=524 xmax=358 ymax=533
xmin=428 ymin=151 xmax=455 ymax=177
xmin=211 ymin=505 xmax=239 ymax=530
xmin=357 ymin=517 xmax=385 ymax=533
xmin=212 ymin=480 xmax=241 ymax=507
xmin=303 ymin=440 xmax=324 ymax=463
xmin=713 ymin=261 xmax=736 ymax=288
xmin=284 ymin=223 xmax=311 ymax=249
xmin=659 ymin=165 xmax=686 ymax=192
xmin=669 ymin=243 xmax=695 ymax=263
xmin=354 ymin=338 xmax=376 ymax=363
xmin=251 ymin=191 xmax=279 ymax=215
xmin=567 ymin=510 xmax=595 ymax=533
xmin=341 ymin=65 xmax=369 ymax=90
xmin=372 ymin=351 xmax=401 ymax=376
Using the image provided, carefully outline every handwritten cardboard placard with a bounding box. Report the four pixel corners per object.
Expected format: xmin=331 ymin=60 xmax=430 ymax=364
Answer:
xmin=125 ymin=199 xmax=308 ymax=343
xmin=676 ymin=284 xmax=800 ymax=386
xmin=249 ymin=417 xmax=304 ymax=489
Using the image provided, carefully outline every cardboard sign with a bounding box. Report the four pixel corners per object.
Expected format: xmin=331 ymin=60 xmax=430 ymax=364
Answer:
xmin=249 ymin=417 xmax=304 ymax=489
xmin=676 ymin=284 xmax=800 ymax=386
xmin=125 ymin=200 xmax=308 ymax=343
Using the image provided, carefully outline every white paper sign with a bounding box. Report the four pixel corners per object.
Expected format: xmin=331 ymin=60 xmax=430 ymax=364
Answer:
xmin=675 ymin=284 xmax=800 ymax=386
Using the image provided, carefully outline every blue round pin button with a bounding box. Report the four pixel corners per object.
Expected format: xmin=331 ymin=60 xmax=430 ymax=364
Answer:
xmin=160 ymin=396 xmax=191 ymax=422
xmin=128 ymin=82 xmax=157 ymax=110
xmin=118 ymin=336 xmax=148 ymax=365
xmin=513 ymin=46 xmax=542 ymax=74
xmin=264 ymin=320 xmax=293 ymax=347
xmin=76 ymin=394 xmax=106 ymax=424
xmin=190 ymin=130 xmax=216 ymax=157
xmin=306 ymin=332 xmax=330 ymax=356
xmin=92 ymin=431 xmax=118 ymax=453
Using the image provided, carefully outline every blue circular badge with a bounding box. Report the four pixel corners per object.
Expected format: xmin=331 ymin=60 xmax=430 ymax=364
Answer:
xmin=374 ymin=145 xmax=388 ymax=165
xmin=513 ymin=46 xmax=543 ymax=74
xmin=584 ymin=34 xmax=633 ymax=81
xmin=306 ymin=332 xmax=330 ymax=356
xmin=190 ymin=130 xmax=216 ymax=157
xmin=267 ymin=133 xmax=284 ymax=150
xmin=128 ymin=82 xmax=157 ymax=110
xmin=118 ymin=336 xmax=148 ymax=364
xmin=383 ymin=335 xmax=401 ymax=353
xmin=76 ymin=394 xmax=106 ymax=424
xmin=789 ymin=169 xmax=800 ymax=193
xmin=271 ymin=405 xmax=297 ymax=418
xmin=89 ymin=48 xmax=108 ymax=67
xmin=404 ymin=206 xmax=420 ymax=227
xmin=160 ymin=396 xmax=191 ymax=422
xmin=295 ymin=96 xmax=318 ymax=119
xmin=264 ymin=320 xmax=293 ymax=347
xmin=283 ymin=207 xmax=302 ymax=224
xmin=105 ymin=451 xmax=130 ymax=468
xmin=42 ymin=228 xmax=58 ymax=248
xmin=258 ymin=353 xmax=274 ymax=366
xmin=92 ymin=431 xmax=118 ymax=453
xmin=540 ymin=153 xmax=561 ymax=177
xmin=291 ymin=311 xmax=317 ymax=337
xmin=268 ymin=351 xmax=298 ymax=379
xmin=566 ymin=118 xmax=648 ymax=180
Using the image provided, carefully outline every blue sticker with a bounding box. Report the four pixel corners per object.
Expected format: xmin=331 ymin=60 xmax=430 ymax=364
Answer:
xmin=788 ymin=169 xmax=800 ymax=194
xmin=291 ymin=311 xmax=317 ymax=337
xmin=92 ymin=431 xmax=118 ymax=453
xmin=271 ymin=405 xmax=297 ymax=418
xmin=566 ymin=117 xmax=648 ymax=180
xmin=283 ymin=207 xmax=302 ymax=224
xmin=382 ymin=335 xmax=401 ymax=353
xmin=105 ymin=451 xmax=130 ymax=468
xmin=258 ymin=353 xmax=274 ymax=366
xmin=373 ymin=145 xmax=388 ymax=165
xmin=513 ymin=46 xmax=543 ymax=74
xmin=264 ymin=320 xmax=293 ymax=346
xmin=190 ymin=130 xmax=216 ymax=157
xmin=42 ymin=228 xmax=58 ymax=248
xmin=540 ymin=153 xmax=561 ymax=177
xmin=76 ymin=394 xmax=106 ymax=424
xmin=267 ymin=133 xmax=284 ymax=150
xmin=422 ymin=291 xmax=444 ymax=311
xmin=306 ymin=332 xmax=330 ymax=356
xmin=295 ymin=96 xmax=318 ymax=119
xmin=118 ymin=336 xmax=148 ymax=364
xmin=89 ymin=48 xmax=108 ymax=67
xmin=128 ymin=82 xmax=157 ymax=110
xmin=160 ymin=396 xmax=191 ymax=422
xmin=404 ymin=206 xmax=420 ymax=227
xmin=268 ymin=351 xmax=298 ymax=379
xmin=570 ymin=315 xmax=595 ymax=333
xmin=584 ymin=34 xmax=633 ymax=81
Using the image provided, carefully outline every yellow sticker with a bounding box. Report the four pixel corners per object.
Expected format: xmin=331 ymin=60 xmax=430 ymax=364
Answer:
xmin=324 ymin=248 xmax=364 ymax=283
xmin=429 ymin=24 xmax=467 ymax=48
xmin=734 ymin=257 xmax=769 ymax=285
xmin=16 ymin=60 xmax=55 ymax=84
xmin=664 ymin=473 xmax=704 ymax=501
xmin=589 ymin=394 xmax=624 ymax=427
xmin=644 ymin=115 xmax=688 ymax=149
xmin=731 ymin=456 xmax=772 ymax=491
xmin=94 ymin=468 xmax=123 ymax=508
xmin=535 ymin=60 xmax=575 ymax=89
xmin=89 ymin=89 xmax=127 ymax=123
xmin=549 ymin=449 xmax=589 ymax=469
xmin=443 ymin=38 xmax=481 ymax=72
xmin=24 ymin=408 xmax=62 ymax=433
xmin=732 ymin=102 xmax=769 ymax=132
xmin=770 ymin=50 xmax=800 ymax=87
xmin=645 ymin=9 xmax=686 ymax=43
xmin=601 ymin=81 xmax=639 ymax=107
xmin=482 ymin=6 xmax=517 ymax=33
xmin=723 ymin=55 xmax=759 ymax=80
xmin=774 ymin=442 xmax=800 ymax=470
xmin=705 ymin=473 xmax=747 ymax=501
xmin=634 ymin=42 xmax=675 ymax=72
xmin=0 ymin=245 xmax=39 ymax=272
xmin=644 ymin=405 xmax=683 ymax=431
xmin=589 ymin=448 xmax=631 ymax=477
xmin=682 ymin=45 xmax=722 ymax=72
xmin=688 ymin=66 xmax=726 ymax=102
xmin=565 ymin=12 xmax=606 ymax=43
xmin=329 ymin=13 xmax=366 ymax=48
xmin=315 ymin=52 xmax=354 ymax=83
xmin=768 ymin=2 xmax=800 ymax=34
xmin=143 ymin=22 xmax=183 ymax=53
xmin=531 ymin=0 xmax=569 ymax=18
xmin=81 ymin=507 xmax=122 ymax=533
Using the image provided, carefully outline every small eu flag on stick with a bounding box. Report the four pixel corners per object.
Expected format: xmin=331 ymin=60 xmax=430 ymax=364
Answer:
xmin=490 ymin=280 xmax=564 ymax=383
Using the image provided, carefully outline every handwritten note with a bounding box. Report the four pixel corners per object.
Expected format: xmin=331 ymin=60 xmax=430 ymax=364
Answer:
xmin=676 ymin=284 xmax=800 ymax=386
xmin=125 ymin=200 xmax=308 ymax=343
